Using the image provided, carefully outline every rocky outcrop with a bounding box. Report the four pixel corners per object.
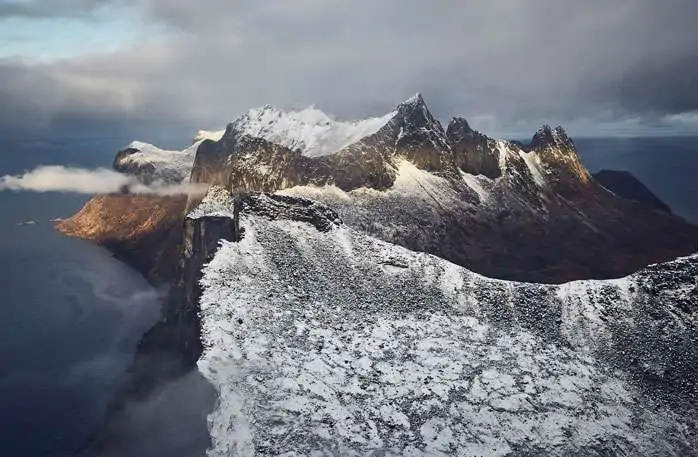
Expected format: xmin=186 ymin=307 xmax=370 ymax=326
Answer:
xmin=446 ymin=117 xmax=501 ymax=178
xmin=530 ymin=125 xmax=592 ymax=190
xmin=593 ymin=169 xmax=672 ymax=212
xmin=56 ymin=194 xmax=189 ymax=284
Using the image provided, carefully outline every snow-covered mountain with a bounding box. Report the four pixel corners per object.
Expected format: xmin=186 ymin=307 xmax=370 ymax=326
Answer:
xmin=113 ymin=130 xmax=224 ymax=184
xmin=226 ymin=104 xmax=397 ymax=158
xmin=183 ymin=94 xmax=698 ymax=282
xmin=74 ymin=94 xmax=698 ymax=284
xmin=113 ymin=100 xmax=398 ymax=185
xmin=192 ymin=187 xmax=697 ymax=456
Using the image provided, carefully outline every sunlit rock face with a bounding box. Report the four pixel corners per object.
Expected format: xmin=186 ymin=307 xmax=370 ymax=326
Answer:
xmin=195 ymin=193 xmax=697 ymax=457
xmin=55 ymin=193 xmax=189 ymax=283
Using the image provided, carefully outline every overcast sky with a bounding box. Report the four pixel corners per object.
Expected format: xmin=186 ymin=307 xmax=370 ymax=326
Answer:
xmin=1 ymin=0 xmax=697 ymax=140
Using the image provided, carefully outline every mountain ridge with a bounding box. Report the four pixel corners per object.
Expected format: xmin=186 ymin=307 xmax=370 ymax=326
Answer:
xmin=195 ymin=189 xmax=697 ymax=455
xmin=63 ymin=93 xmax=698 ymax=283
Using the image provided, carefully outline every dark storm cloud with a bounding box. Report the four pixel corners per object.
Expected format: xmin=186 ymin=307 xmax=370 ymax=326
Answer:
xmin=2 ymin=0 xmax=698 ymax=138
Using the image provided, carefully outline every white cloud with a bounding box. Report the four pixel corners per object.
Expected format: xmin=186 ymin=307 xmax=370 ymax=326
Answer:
xmin=0 ymin=165 xmax=208 ymax=195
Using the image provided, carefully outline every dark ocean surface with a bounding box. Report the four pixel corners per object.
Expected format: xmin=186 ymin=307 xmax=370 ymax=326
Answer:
xmin=575 ymin=137 xmax=698 ymax=223
xmin=0 ymin=135 xmax=696 ymax=456
xmin=0 ymin=138 xmax=176 ymax=457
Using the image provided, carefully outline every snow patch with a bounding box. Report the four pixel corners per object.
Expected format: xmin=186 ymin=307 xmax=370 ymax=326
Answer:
xmin=187 ymin=185 xmax=235 ymax=219
xmin=277 ymin=160 xmax=465 ymax=211
xmin=228 ymin=105 xmax=397 ymax=157
xmin=460 ymin=170 xmax=491 ymax=203
xmin=519 ymin=149 xmax=547 ymax=187
xmin=496 ymin=140 xmax=510 ymax=174
xmin=117 ymin=135 xmax=207 ymax=183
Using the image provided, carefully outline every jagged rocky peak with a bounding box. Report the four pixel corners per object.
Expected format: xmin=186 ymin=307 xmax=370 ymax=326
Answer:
xmin=190 ymin=92 xmax=464 ymax=192
xmin=446 ymin=117 xmax=501 ymax=179
xmin=446 ymin=116 xmax=473 ymax=136
xmin=393 ymin=92 xmax=445 ymax=136
xmin=530 ymin=124 xmax=591 ymax=185
xmin=376 ymin=93 xmax=458 ymax=178
xmin=531 ymin=124 xmax=576 ymax=152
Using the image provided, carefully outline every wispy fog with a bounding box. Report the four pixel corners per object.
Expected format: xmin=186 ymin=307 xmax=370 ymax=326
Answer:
xmin=0 ymin=165 xmax=207 ymax=196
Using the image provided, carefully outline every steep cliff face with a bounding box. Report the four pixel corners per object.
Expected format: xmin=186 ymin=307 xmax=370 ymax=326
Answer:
xmin=446 ymin=117 xmax=501 ymax=179
xmin=86 ymin=191 xmax=238 ymax=457
xmin=65 ymin=184 xmax=697 ymax=456
xmin=55 ymin=194 xmax=189 ymax=284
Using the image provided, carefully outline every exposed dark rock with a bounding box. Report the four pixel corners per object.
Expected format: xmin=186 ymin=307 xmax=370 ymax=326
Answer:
xmin=593 ymin=169 xmax=672 ymax=212
xmin=113 ymin=148 xmax=158 ymax=184
xmin=446 ymin=117 xmax=501 ymax=179
xmin=190 ymin=93 xmax=460 ymax=192
xmin=240 ymin=193 xmax=342 ymax=233
xmin=531 ymin=124 xmax=576 ymax=151
xmin=192 ymin=133 xmax=396 ymax=193
xmin=386 ymin=94 xmax=459 ymax=178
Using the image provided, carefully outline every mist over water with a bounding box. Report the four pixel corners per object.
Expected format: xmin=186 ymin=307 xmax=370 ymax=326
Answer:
xmin=0 ymin=135 xmax=696 ymax=456
xmin=0 ymin=139 xmax=163 ymax=457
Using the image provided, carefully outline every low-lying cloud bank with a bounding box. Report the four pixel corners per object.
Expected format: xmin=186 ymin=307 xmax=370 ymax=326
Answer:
xmin=0 ymin=165 xmax=207 ymax=195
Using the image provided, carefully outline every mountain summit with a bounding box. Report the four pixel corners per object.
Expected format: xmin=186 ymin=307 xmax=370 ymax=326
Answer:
xmin=65 ymin=93 xmax=698 ymax=283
